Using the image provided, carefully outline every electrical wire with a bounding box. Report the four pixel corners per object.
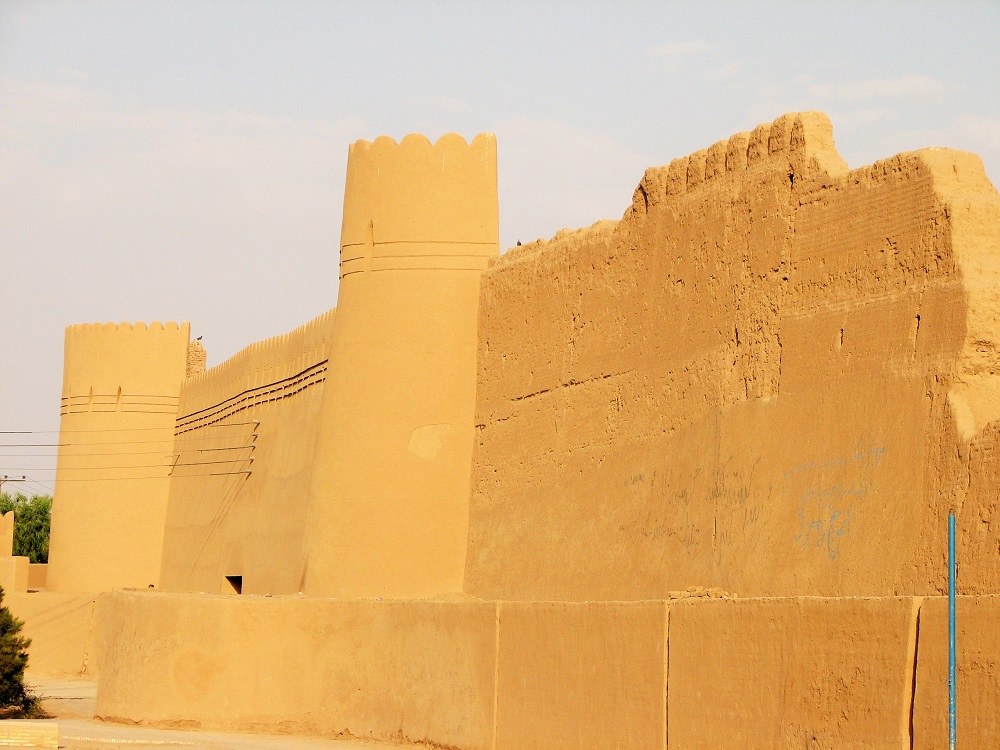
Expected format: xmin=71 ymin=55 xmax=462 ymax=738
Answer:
xmin=51 ymin=470 xmax=252 ymax=482
xmin=1 ymin=424 xmax=257 ymax=487
xmin=0 ymin=422 xmax=257 ymax=435
xmin=0 ymin=435 xmax=255 ymax=447
xmin=25 ymin=477 xmax=54 ymax=493
xmin=0 ymin=446 xmax=255 ymax=458
xmin=1 ymin=475 xmax=53 ymax=498
xmin=17 ymin=477 xmax=54 ymax=496
xmin=2 ymin=459 xmax=251 ymax=472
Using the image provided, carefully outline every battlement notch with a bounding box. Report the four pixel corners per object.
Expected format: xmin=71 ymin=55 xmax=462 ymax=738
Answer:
xmin=339 ymin=133 xmax=499 ymax=278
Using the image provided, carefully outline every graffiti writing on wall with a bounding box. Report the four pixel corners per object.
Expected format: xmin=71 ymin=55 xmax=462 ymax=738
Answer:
xmin=786 ymin=442 xmax=886 ymax=560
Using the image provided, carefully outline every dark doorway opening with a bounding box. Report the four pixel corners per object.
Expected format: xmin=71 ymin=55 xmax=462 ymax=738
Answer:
xmin=225 ymin=575 xmax=243 ymax=594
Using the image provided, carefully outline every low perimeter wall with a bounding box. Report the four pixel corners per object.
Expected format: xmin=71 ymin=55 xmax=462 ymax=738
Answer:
xmin=7 ymin=592 xmax=103 ymax=678
xmin=86 ymin=591 xmax=999 ymax=749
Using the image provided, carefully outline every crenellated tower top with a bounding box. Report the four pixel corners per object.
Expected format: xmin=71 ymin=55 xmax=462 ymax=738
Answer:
xmin=339 ymin=133 xmax=499 ymax=278
xmin=61 ymin=321 xmax=191 ymax=401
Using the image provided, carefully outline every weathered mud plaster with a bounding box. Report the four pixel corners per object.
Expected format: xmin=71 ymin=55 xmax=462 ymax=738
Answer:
xmin=158 ymin=309 xmax=336 ymax=595
xmin=466 ymin=112 xmax=1000 ymax=601
xmin=87 ymin=592 xmax=1000 ymax=749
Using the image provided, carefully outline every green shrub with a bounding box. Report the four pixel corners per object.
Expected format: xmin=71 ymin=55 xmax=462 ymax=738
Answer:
xmin=0 ymin=493 xmax=51 ymax=564
xmin=0 ymin=584 xmax=39 ymax=716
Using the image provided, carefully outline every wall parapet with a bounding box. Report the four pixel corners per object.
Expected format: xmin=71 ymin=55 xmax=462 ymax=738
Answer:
xmin=492 ymin=220 xmax=619 ymax=269
xmin=65 ymin=321 xmax=186 ymax=335
xmin=627 ymin=111 xmax=848 ymax=221
xmin=178 ymin=307 xmax=336 ymax=417
xmin=490 ymin=112 xmax=849 ymax=267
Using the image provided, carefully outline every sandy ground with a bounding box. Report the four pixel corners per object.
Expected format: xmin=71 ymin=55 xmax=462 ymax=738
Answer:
xmin=19 ymin=679 xmax=416 ymax=750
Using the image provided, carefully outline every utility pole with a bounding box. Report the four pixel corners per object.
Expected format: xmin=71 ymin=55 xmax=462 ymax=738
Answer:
xmin=0 ymin=475 xmax=27 ymax=498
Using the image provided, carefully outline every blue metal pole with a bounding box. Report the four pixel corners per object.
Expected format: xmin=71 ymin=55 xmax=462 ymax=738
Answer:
xmin=949 ymin=512 xmax=957 ymax=750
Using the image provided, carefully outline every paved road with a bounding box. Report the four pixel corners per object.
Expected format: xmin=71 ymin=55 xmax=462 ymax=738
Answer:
xmin=25 ymin=679 xmax=417 ymax=750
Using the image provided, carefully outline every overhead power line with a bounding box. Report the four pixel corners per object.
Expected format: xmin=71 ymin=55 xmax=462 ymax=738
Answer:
xmin=0 ymin=475 xmax=27 ymax=495
xmin=0 ymin=445 xmax=254 ymax=458
xmin=2 ymin=458 xmax=252 ymax=472
xmin=53 ymin=470 xmax=252 ymax=482
xmin=12 ymin=477 xmax=54 ymax=496
xmin=0 ymin=422 xmax=258 ymax=435
xmin=0 ymin=436 xmax=255 ymax=447
xmin=26 ymin=477 xmax=54 ymax=493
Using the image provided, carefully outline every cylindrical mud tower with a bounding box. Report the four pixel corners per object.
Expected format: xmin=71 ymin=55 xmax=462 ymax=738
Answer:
xmin=47 ymin=322 xmax=190 ymax=592
xmin=304 ymin=133 xmax=499 ymax=597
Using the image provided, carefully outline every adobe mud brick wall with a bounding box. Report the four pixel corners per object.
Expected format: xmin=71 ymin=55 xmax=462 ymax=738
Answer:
xmin=466 ymin=112 xmax=1000 ymax=601
xmin=92 ymin=591 xmax=499 ymax=750
xmin=496 ymin=601 xmax=667 ymax=749
xmin=27 ymin=563 xmax=46 ymax=590
xmin=0 ymin=511 xmax=13 ymax=555
xmin=668 ymin=597 xmax=918 ymax=749
xmin=8 ymin=591 xmax=102 ymax=677
xmin=158 ymin=309 xmax=335 ymax=595
xmin=92 ymin=592 xmax=671 ymax=749
xmin=0 ymin=555 xmax=27 ymax=593
xmin=911 ymin=596 xmax=1000 ymax=749
xmin=90 ymin=592 xmax=1000 ymax=748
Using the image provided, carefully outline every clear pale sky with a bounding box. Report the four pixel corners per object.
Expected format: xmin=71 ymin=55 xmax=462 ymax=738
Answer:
xmin=1 ymin=1 xmax=998 ymax=493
